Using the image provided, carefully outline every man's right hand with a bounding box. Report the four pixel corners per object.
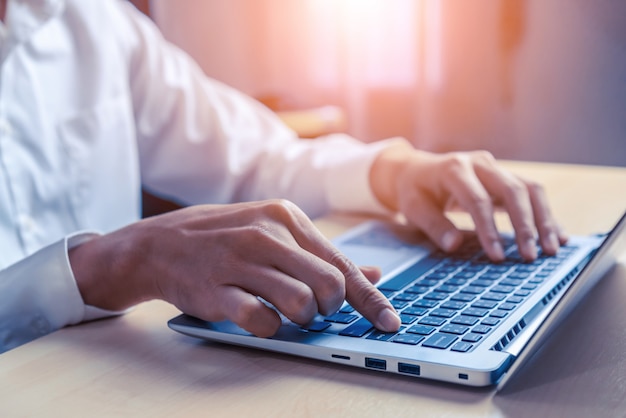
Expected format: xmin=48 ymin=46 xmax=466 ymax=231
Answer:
xmin=69 ymin=200 xmax=401 ymax=337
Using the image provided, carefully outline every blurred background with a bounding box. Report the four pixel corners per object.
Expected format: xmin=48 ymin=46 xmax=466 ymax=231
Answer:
xmin=147 ymin=0 xmax=625 ymax=167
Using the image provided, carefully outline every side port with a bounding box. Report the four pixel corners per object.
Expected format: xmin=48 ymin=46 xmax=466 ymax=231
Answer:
xmin=398 ymin=362 xmax=421 ymax=376
xmin=365 ymin=357 xmax=387 ymax=370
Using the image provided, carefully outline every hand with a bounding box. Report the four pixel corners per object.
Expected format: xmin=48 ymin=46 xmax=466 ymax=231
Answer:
xmin=69 ymin=200 xmax=401 ymax=337
xmin=370 ymin=142 xmax=568 ymax=261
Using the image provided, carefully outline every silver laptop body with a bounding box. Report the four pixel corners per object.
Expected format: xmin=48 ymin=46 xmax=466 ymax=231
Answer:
xmin=168 ymin=212 xmax=626 ymax=388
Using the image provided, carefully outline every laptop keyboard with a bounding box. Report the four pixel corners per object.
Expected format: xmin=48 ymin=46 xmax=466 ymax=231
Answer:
xmin=308 ymin=237 xmax=579 ymax=353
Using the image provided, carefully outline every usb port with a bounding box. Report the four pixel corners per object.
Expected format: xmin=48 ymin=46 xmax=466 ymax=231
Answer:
xmin=365 ymin=357 xmax=387 ymax=370
xmin=398 ymin=362 xmax=421 ymax=376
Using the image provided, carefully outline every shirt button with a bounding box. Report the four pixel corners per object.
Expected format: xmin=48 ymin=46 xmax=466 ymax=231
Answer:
xmin=0 ymin=118 xmax=12 ymax=137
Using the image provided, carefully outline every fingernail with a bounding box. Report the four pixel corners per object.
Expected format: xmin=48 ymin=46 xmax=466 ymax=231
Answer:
xmin=525 ymin=238 xmax=538 ymax=260
xmin=491 ymin=240 xmax=505 ymax=261
xmin=548 ymin=232 xmax=559 ymax=252
xmin=442 ymin=231 xmax=459 ymax=252
xmin=377 ymin=308 xmax=401 ymax=332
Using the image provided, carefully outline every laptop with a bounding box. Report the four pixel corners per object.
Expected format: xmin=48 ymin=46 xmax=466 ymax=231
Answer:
xmin=168 ymin=211 xmax=626 ymax=389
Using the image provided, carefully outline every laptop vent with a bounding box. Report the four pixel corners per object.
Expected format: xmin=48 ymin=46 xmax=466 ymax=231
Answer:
xmin=540 ymin=264 xmax=580 ymax=306
xmin=491 ymin=318 xmax=527 ymax=352
xmin=491 ymin=259 xmax=588 ymax=352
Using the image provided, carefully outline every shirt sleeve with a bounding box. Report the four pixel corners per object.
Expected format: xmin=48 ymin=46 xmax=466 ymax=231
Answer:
xmin=0 ymin=232 xmax=126 ymax=353
xmin=118 ymin=3 xmax=407 ymax=218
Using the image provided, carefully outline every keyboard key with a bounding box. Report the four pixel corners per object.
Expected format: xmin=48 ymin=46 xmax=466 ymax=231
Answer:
xmin=489 ymin=309 xmax=509 ymax=319
xmin=445 ymin=278 xmax=468 ymax=286
xmin=462 ymin=333 xmax=483 ymax=343
xmin=460 ymin=286 xmax=485 ymax=295
xmin=379 ymin=257 xmax=442 ymax=291
xmin=491 ymin=285 xmax=516 ymax=294
xmin=400 ymin=314 xmax=419 ymax=325
xmin=481 ymin=292 xmax=506 ymax=302
xmin=450 ymin=293 xmax=476 ymax=302
xmin=367 ymin=328 xmax=403 ymax=341
xmin=481 ymin=272 xmax=504 ymax=281
xmin=451 ymin=342 xmax=473 ymax=352
xmin=339 ymin=318 xmax=374 ymax=337
xmin=451 ymin=315 xmax=479 ymax=326
xmin=464 ymin=264 xmax=486 ymax=272
xmin=419 ymin=316 xmax=447 ymax=327
xmin=402 ymin=306 xmax=428 ymax=316
xmin=472 ymin=325 xmax=492 ymax=334
xmin=423 ymin=292 xmax=448 ymax=301
xmin=454 ymin=271 xmax=477 ymax=279
xmin=500 ymin=278 xmax=523 ymax=287
xmin=481 ymin=317 xmax=500 ymax=326
xmin=498 ymin=302 xmax=517 ymax=311
xmin=471 ymin=279 xmax=495 ymax=288
xmin=440 ymin=324 xmax=469 ymax=335
xmin=430 ymin=308 xmax=457 ymax=318
xmin=425 ymin=272 xmax=449 ymax=280
xmin=506 ymin=296 xmax=524 ymax=304
xmin=435 ymin=285 xmax=459 ymax=294
xmin=339 ymin=304 xmax=355 ymax=313
xmin=392 ymin=334 xmax=425 ymax=345
xmin=413 ymin=299 xmax=439 ymax=309
xmin=514 ymin=290 xmax=531 ymax=297
xmin=516 ymin=264 xmax=539 ymax=272
xmin=407 ymin=324 xmax=436 ymax=335
xmin=325 ymin=313 xmax=358 ymax=324
xmin=391 ymin=300 xmax=409 ymax=310
xmin=394 ymin=292 xmax=419 ymax=302
xmin=417 ymin=279 xmax=439 ymax=287
xmin=423 ymin=333 xmax=458 ymax=349
xmin=509 ymin=272 xmax=531 ymax=280
xmin=472 ymin=300 xmax=498 ymax=310
xmin=462 ymin=307 xmax=489 ymax=317
xmin=434 ymin=265 xmax=459 ymax=273
xmin=486 ymin=265 xmax=511 ymax=273
xmin=304 ymin=321 xmax=331 ymax=332
xmin=440 ymin=301 xmax=467 ymax=310
xmin=405 ymin=285 xmax=430 ymax=294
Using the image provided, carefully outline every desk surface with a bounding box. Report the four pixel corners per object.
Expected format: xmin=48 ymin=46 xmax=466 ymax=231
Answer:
xmin=1 ymin=161 xmax=626 ymax=418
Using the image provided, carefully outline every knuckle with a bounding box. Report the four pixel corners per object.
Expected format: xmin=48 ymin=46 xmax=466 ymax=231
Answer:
xmin=525 ymin=179 xmax=545 ymax=196
xmin=284 ymin=287 xmax=316 ymax=323
xmin=232 ymin=298 xmax=261 ymax=327
xmin=315 ymin=266 xmax=345 ymax=312
xmin=247 ymin=222 xmax=274 ymax=241
xmin=504 ymin=179 xmax=529 ymax=201
xmin=328 ymin=250 xmax=358 ymax=278
xmin=264 ymin=198 xmax=300 ymax=221
xmin=442 ymin=153 xmax=468 ymax=175
xmin=353 ymin=284 xmax=386 ymax=311
xmin=472 ymin=150 xmax=496 ymax=164
xmin=467 ymin=192 xmax=492 ymax=210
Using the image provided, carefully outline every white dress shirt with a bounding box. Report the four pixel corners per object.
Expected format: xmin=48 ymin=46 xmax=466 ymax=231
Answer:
xmin=0 ymin=0 xmax=399 ymax=353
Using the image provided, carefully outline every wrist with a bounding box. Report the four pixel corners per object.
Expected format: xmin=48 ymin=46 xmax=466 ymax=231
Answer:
xmin=369 ymin=141 xmax=415 ymax=211
xmin=69 ymin=227 xmax=154 ymax=311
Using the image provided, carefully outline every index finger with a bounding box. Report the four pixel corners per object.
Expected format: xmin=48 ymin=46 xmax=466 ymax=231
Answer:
xmin=277 ymin=201 xmax=401 ymax=332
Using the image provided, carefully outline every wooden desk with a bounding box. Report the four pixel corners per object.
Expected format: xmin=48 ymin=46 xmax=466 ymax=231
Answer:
xmin=1 ymin=161 xmax=625 ymax=417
